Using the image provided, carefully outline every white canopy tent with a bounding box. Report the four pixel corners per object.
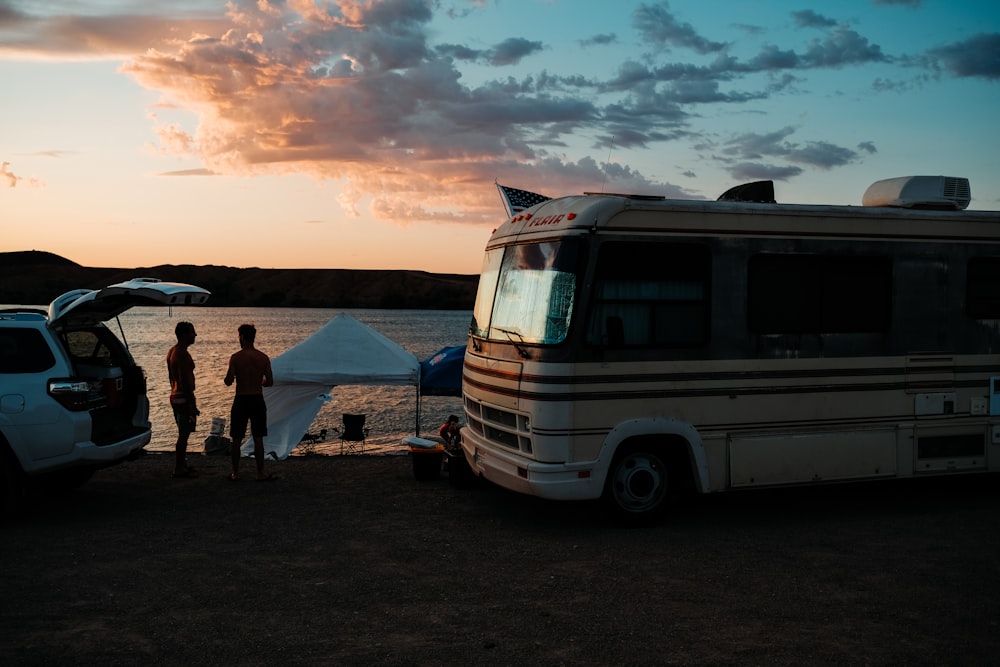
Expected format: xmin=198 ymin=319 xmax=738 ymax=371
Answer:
xmin=241 ymin=314 xmax=420 ymax=460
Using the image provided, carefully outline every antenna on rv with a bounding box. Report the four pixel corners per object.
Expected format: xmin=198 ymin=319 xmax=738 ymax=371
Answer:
xmin=600 ymin=135 xmax=615 ymax=193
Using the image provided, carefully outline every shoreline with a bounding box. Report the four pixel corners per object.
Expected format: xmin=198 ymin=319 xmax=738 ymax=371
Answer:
xmin=146 ymin=431 xmax=439 ymax=458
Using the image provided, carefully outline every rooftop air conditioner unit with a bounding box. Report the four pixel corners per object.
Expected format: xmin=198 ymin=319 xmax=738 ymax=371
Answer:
xmin=862 ymin=176 xmax=971 ymax=210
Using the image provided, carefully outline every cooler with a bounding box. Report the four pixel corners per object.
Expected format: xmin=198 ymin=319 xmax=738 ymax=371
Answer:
xmin=404 ymin=436 xmax=444 ymax=481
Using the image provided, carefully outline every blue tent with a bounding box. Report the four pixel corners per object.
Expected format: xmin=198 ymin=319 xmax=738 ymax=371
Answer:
xmin=419 ymin=345 xmax=465 ymax=397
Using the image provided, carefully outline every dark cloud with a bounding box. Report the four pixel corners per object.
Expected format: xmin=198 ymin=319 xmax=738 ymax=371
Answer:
xmin=734 ymin=24 xmax=765 ymax=37
xmin=722 ymin=127 xmax=791 ymax=158
xmin=436 ymin=38 xmax=543 ymax=66
xmin=489 ymin=38 xmax=544 ymax=66
xmin=785 ymin=141 xmax=858 ymax=168
xmin=857 ymin=141 xmax=877 ymax=154
xmin=0 ymin=2 xmax=28 ymax=23
xmin=793 ymin=11 xmax=837 ymax=29
xmin=720 ymin=127 xmax=860 ymax=173
xmin=436 ymin=43 xmax=483 ymax=61
xmin=729 ymin=162 xmax=804 ymax=182
xmin=740 ymin=25 xmax=888 ymax=72
xmin=872 ymin=76 xmax=909 ymax=92
xmin=633 ymin=1 xmax=727 ymax=54
xmin=748 ymin=45 xmax=800 ymax=70
xmin=534 ymin=155 xmax=690 ymax=198
xmin=603 ymin=59 xmax=742 ymax=92
xmin=801 ymin=26 xmax=888 ymax=67
xmin=583 ymin=33 xmax=618 ymax=47
xmin=927 ymin=33 xmax=1000 ymax=80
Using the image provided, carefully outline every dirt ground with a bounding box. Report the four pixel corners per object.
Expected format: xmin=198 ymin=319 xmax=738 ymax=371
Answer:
xmin=2 ymin=451 xmax=999 ymax=666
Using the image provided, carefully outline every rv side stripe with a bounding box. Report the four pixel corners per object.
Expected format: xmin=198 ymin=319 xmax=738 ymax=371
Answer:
xmin=464 ymin=363 xmax=1000 ymax=387
xmin=528 ymin=414 xmax=922 ymax=438
xmin=602 ymin=224 xmax=1000 ymax=244
xmin=462 ymin=375 xmax=989 ymax=403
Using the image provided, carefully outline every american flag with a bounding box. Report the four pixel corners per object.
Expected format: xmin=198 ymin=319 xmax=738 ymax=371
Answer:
xmin=497 ymin=183 xmax=551 ymax=217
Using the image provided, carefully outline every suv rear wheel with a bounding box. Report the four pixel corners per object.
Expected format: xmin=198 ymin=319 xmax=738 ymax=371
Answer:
xmin=40 ymin=466 xmax=96 ymax=495
xmin=1 ymin=444 xmax=24 ymax=517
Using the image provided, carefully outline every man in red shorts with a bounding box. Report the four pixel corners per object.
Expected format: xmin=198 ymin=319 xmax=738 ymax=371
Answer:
xmin=224 ymin=323 xmax=276 ymax=481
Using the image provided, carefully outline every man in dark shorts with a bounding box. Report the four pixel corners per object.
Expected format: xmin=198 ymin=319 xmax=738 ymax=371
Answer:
xmin=224 ymin=323 xmax=275 ymax=481
xmin=167 ymin=321 xmax=199 ymax=478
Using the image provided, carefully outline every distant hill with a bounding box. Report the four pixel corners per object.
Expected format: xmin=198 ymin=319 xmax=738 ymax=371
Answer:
xmin=0 ymin=252 xmax=479 ymax=309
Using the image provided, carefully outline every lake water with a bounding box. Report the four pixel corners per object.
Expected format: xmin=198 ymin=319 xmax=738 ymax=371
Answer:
xmin=114 ymin=307 xmax=470 ymax=456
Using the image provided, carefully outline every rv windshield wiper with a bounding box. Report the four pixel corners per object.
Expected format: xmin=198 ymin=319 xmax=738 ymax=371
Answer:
xmin=495 ymin=327 xmax=530 ymax=359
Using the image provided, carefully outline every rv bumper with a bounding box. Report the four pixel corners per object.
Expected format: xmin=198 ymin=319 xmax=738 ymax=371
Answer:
xmin=461 ymin=439 xmax=604 ymax=501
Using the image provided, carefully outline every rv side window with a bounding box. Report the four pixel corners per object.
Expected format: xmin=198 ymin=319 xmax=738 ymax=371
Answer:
xmin=748 ymin=254 xmax=891 ymax=334
xmin=587 ymin=241 xmax=710 ymax=347
xmin=966 ymin=257 xmax=1000 ymax=319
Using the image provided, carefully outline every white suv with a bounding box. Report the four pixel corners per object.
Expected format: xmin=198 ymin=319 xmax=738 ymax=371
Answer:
xmin=0 ymin=278 xmax=210 ymax=511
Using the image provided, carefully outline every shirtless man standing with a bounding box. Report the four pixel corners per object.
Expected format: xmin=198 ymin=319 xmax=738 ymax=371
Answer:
xmin=224 ymin=323 xmax=276 ymax=481
xmin=167 ymin=321 xmax=199 ymax=478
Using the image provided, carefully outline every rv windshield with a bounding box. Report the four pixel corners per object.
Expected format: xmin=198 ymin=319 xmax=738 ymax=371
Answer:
xmin=471 ymin=239 xmax=583 ymax=345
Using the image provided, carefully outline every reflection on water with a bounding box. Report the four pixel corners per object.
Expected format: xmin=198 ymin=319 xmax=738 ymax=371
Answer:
xmin=117 ymin=307 xmax=470 ymax=456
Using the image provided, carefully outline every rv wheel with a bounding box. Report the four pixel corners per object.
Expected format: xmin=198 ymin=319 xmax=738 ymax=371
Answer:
xmin=604 ymin=446 xmax=669 ymax=526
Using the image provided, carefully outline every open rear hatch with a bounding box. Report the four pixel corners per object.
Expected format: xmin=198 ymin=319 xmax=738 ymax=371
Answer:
xmin=47 ymin=278 xmax=211 ymax=328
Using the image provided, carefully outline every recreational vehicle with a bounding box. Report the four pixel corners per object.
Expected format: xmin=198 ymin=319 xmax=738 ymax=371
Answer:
xmin=460 ymin=176 xmax=1000 ymax=524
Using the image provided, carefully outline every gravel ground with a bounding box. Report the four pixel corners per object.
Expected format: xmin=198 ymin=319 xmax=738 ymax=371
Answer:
xmin=2 ymin=452 xmax=999 ymax=666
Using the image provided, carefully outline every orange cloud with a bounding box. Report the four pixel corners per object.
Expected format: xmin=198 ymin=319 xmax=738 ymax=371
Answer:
xmin=1 ymin=161 xmax=42 ymax=188
xmin=116 ymin=1 xmax=624 ymax=223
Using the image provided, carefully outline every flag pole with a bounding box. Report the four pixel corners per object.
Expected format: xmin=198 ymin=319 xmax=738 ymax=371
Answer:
xmin=495 ymin=180 xmax=512 ymax=218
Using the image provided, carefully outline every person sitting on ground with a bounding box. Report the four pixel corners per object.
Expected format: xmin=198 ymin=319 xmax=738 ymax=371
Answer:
xmin=439 ymin=414 xmax=460 ymax=448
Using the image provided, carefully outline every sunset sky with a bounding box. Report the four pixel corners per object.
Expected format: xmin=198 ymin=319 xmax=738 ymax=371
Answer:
xmin=2 ymin=0 xmax=998 ymax=274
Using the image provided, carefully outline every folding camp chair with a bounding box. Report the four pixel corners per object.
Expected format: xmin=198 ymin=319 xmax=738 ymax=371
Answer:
xmin=297 ymin=428 xmax=327 ymax=456
xmin=339 ymin=414 xmax=369 ymax=454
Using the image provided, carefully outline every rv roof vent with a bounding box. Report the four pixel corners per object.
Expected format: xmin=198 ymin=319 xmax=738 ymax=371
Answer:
xmin=862 ymin=176 xmax=971 ymax=210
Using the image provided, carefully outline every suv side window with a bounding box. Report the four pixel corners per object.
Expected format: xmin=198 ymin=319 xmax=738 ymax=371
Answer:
xmin=0 ymin=328 xmax=57 ymax=373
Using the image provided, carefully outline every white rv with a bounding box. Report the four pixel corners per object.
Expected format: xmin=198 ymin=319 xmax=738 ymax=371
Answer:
xmin=460 ymin=176 xmax=1000 ymax=524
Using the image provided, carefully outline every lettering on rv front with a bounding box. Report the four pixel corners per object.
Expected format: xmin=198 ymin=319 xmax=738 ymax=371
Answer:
xmin=526 ymin=214 xmax=565 ymax=227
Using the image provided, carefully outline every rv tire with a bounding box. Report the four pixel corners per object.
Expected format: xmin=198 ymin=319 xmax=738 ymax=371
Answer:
xmin=604 ymin=444 xmax=669 ymax=527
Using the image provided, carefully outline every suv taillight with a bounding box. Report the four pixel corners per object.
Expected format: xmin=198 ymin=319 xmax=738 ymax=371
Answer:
xmin=48 ymin=379 xmax=94 ymax=411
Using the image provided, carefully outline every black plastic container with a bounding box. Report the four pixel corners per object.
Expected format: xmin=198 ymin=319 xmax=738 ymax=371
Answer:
xmin=409 ymin=445 xmax=444 ymax=481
